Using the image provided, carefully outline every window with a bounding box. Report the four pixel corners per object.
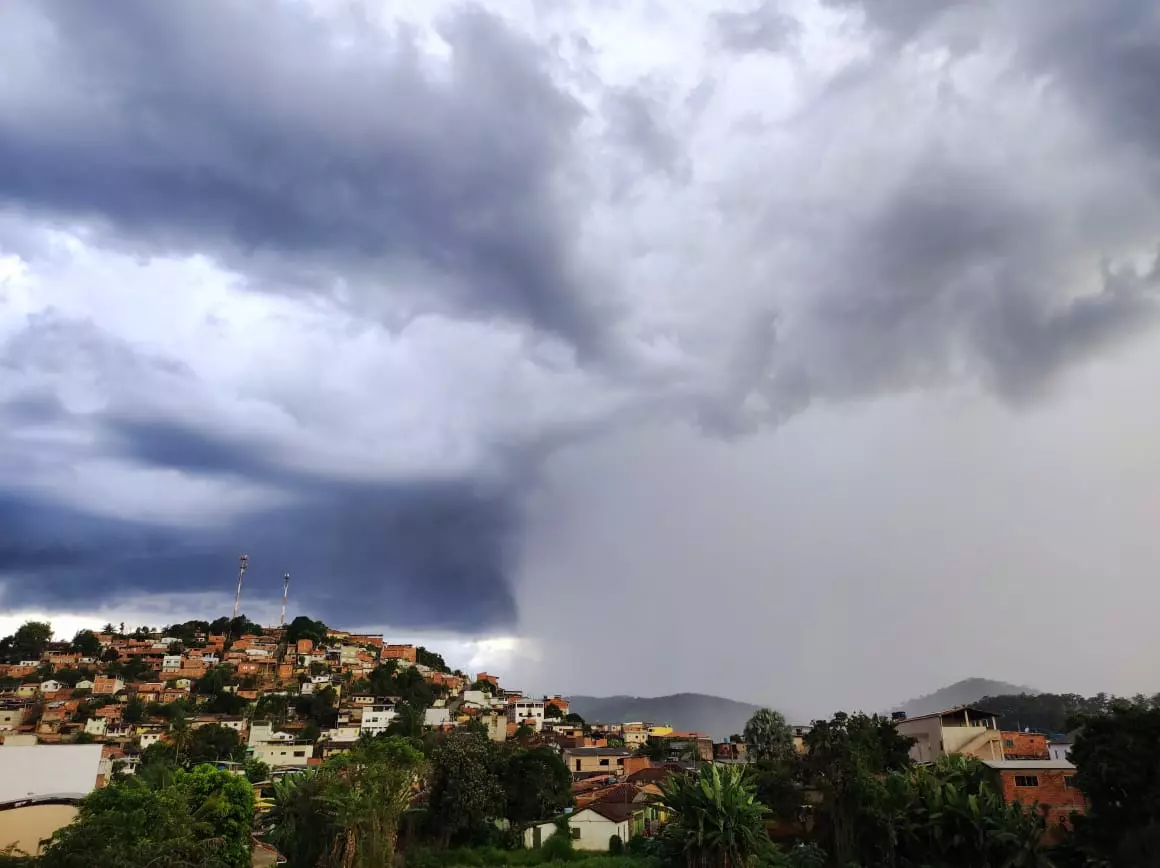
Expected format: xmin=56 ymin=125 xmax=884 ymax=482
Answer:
xmin=1004 ymin=739 xmax=1015 ymax=748
xmin=575 ymin=760 xmax=581 ymax=771
xmin=1064 ymin=775 xmax=1077 ymax=789
xmin=294 ymin=750 xmax=306 ymax=757
xmin=570 ymin=829 xmax=581 ymax=840
xmin=1014 ymin=775 xmax=1039 ymax=787
xmin=599 ymin=759 xmax=609 ymax=766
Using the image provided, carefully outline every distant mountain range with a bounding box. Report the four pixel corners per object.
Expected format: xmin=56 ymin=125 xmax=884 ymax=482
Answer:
xmin=567 ymin=693 xmax=761 ymax=739
xmin=567 ymin=679 xmax=1039 ymax=741
xmin=896 ymin=678 xmax=1038 ymax=717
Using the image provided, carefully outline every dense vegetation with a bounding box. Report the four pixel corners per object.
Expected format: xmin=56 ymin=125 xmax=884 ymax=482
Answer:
xmin=977 ymin=690 xmax=1160 ymax=734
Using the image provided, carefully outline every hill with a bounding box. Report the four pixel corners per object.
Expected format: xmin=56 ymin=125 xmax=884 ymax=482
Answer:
xmin=898 ymin=678 xmax=1037 ymax=717
xmin=567 ymin=693 xmax=761 ymax=739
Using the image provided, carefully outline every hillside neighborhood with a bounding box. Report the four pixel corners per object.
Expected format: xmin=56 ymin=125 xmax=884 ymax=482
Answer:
xmin=0 ymin=615 xmax=1152 ymax=866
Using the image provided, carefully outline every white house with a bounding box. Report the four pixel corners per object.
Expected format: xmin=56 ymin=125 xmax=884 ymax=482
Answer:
xmin=360 ymin=703 xmax=397 ymax=735
xmin=322 ymin=726 xmax=361 ymax=743
xmin=162 ymin=656 xmax=182 ymax=671
xmin=249 ymin=722 xmax=296 ymax=746
xmin=74 ymin=680 xmax=94 ymax=691
xmin=566 ymin=804 xmax=642 ymax=851
xmin=83 ymin=717 xmax=108 ymax=736
xmin=139 ymin=731 xmax=164 ymax=749
xmin=1047 ymin=739 xmax=1073 ymax=761
xmin=425 ymin=707 xmax=451 ymax=727
xmin=507 ymin=700 xmax=546 ymax=733
xmin=38 ymin=680 xmax=65 ymax=694
xmin=250 ymin=742 xmax=312 ymax=768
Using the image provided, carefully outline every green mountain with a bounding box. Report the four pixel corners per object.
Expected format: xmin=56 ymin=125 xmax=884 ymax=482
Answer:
xmin=898 ymin=678 xmax=1037 ymax=717
xmin=566 ymin=693 xmax=762 ymax=739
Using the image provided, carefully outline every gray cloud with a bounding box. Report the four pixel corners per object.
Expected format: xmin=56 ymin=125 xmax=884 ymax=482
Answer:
xmin=0 ymin=0 xmax=603 ymax=350
xmin=712 ymin=1 xmax=799 ymax=54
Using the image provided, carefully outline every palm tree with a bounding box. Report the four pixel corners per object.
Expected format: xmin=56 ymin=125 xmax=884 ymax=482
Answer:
xmin=168 ymin=716 xmax=194 ymax=766
xmin=658 ymin=763 xmax=771 ymax=868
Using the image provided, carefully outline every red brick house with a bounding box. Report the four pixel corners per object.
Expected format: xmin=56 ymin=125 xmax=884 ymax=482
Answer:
xmin=1001 ymin=731 xmax=1050 ymax=760
xmin=984 ymin=760 xmax=1087 ymax=835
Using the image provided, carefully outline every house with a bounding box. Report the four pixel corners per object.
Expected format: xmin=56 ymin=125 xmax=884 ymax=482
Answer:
xmin=382 ymin=644 xmax=417 ymax=663
xmin=982 ymin=760 xmax=1087 ymax=833
xmin=359 ymin=702 xmax=397 ymax=735
xmin=92 ymin=676 xmax=124 ymax=696
xmin=894 ymin=705 xmax=1005 ymax=764
xmin=564 ymin=747 xmax=635 ymax=778
xmin=425 ymin=707 xmax=451 ymax=727
xmin=74 ymin=680 xmax=94 ymax=691
xmin=546 ymin=695 xmax=570 ymax=716
xmin=1047 ymin=736 xmax=1074 ymax=762
xmin=507 ymin=700 xmax=546 ymax=733
xmin=1001 ymin=731 xmax=1049 ymax=760
xmin=84 ymin=717 xmax=108 ymax=736
xmin=0 ymin=706 xmax=27 ymax=732
xmin=39 ymin=680 xmax=65 ymax=694
xmin=250 ymin=742 xmax=313 ymax=768
xmin=17 ymin=684 xmax=39 ymax=698
xmin=249 ymin=722 xmax=296 ymax=746
xmin=475 ymin=672 xmax=499 ymax=689
xmin=568 ymin=803 xmax=649 ymax=850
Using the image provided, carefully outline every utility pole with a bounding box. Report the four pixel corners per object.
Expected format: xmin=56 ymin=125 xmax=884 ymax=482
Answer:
xmin=232 ymin=553 xmax=249 ymax=621
xmin=281 ymin=573 xmax=290 ymax=627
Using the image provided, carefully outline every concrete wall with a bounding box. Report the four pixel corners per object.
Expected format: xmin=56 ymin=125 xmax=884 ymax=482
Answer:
xmin=895 ymin=717 xmax=942 ymax=764
xmin=0 ymin=744 xmax=102 ymax=802
xmin=0 ymin=804 xmax=78 ymax=855
xmin=569 ymin=812 xmax=630 ymax=851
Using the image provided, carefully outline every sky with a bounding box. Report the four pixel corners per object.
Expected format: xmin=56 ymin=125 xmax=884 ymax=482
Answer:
xmin=2 ymin=0 xmax=1160 ymax=720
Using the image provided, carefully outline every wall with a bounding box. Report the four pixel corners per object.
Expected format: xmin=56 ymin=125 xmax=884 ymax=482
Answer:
xmin=1001 ymin=732 xmax=1049 ymax=760
xmin=943 ymin=725 xmax=1004 ymax=761
xmin=895 ymin=717 xmax=942 ymax=764
xmin=566 ymin=752 xmax=630 ymax=775
xmin=569 ymin=812 xmax=629 ymax=851
xmin=0 ymin=744 xmax=102 ymax=802
xmin=250 ymin=743 xmax=312 ymax=767
xmin=995 ymin=769 xmax=1086 ymax=834
xmin=0 ymin=710 xmax=24 ymax=731
xmin=1048 ymin=743 xmax=1071 ymax=762
xmin=0 ymin=804 xmax=78 ymax=854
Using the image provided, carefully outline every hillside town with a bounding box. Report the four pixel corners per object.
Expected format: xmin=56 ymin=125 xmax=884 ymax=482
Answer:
xmin=1 ymin=611 xmax=1116 ymax=867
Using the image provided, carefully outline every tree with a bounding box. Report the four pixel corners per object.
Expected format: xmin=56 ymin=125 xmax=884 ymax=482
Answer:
xmin=501 ymin=746 xmax=573 ymax=825
xmin=264 ymin=769 xmax=333 ymax=868
xmin=122 ymin=697 xmax=145 ymax=724
xmin=195 ymin=665 xmax=235 ymax=696
xmin=283 ymin=616 xmax=328 ymax=648
xmin=244 ymin=758 xmax=270 ymax=784
xmin=1069 ymin=703 xmax=1160 ymax=864
xmin=636 ymin=736 xmax=669 ymax=762
xmin=564 ymin=712 xmax=585 ymax=726
xmin=428 ymin=730 xmax=506 ymax=846
xmin=514 ymin=723 xmax=535 ymax=740
xmin=658 ymin=763 xmax=772 ymax=868
xmin=386 ymin=701 xmax=424 ymax=739
xmin=169 ymin=716 xmax=196 ymax=765
xmin=188 ymin=723 xmax=244 ymax=765
xmin=70 ymin=629 xmax=102 ymax=657
xmin=203 ymin=690 xmax=248 ymax=716
xmin=38 ymin=765 xmax=253 ymax=868
xmin=415 ymin=645 xmax=449 ymax=672
xmin=544 ymin=703 xmax=562 ymax=719
xmin=743 ymin=707 xmax=795 ymax=764
xmin=801 ymin=711 xmax=914 ymax=867
xmin=7 ymin=621 xmax=52 ymax=663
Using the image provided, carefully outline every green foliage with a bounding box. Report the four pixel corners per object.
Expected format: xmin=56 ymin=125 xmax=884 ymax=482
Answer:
xmin=368 ymin=663 xmax=438 ymax=708
xmin=188 ymin=723 xmax=245 ymax=765
xmin=263 ymin=736 xmax=424 ymax=868
xmin=979 ymin=690 xmax=1158 ymax=734
xmin=608 ymin=835 xmax=623 ymax=855
xmin=800 ymin=711 xmax=914 ymax=866
xmin=515 ymin=724 xmax=535 ymax=740
xmin=744 ymin=707 xmax=795 ymax=765
xmin=658 ymin=763 xmax=772 ymax=868
xmin=203 ymin=690 xmax=248 ymax=716
xmin=501 ymin=746 xmax=573 ymax=825
xmin=544 ymin=703 xmax=563 ymax=719
xmin=1069 ymin=703 xmax=1160 ymax=865
xmin=284 ymin=616 xmax=329 ymax=648
xmin=245 ymin=757 xmax=271 ymax=783
xmin=417 ymin=645 xmax=451 ymax=672
xmin=539 ymin=832 xmax=576 ymax=863
xmin=165 ymin=620 xmax=211 ymax=647
xmin=429 ymin=731 xmax=507 ymax=846
xmin=888 ymin=755 xmax=1052 ymax=868
xmin=254 ymin=693 xmax=292 ymax=726
xmin=1 ymin=620 xmax=52 ymax=663
xmin=70 ymin=629 xmax=102 ymax=657
xmin=388 ymin=700 xmax=426 ymax=738
xmin=195 ymin=664 xmax=236 ymax=695
xmin=38 ymin=765 xmax=253 ymax=868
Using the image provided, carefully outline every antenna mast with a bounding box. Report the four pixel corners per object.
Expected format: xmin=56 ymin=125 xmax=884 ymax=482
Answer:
xmin=281 ymin=573 xmax=290 ymax=627
xmin=232 ymin=554 xmax=249 ymax=621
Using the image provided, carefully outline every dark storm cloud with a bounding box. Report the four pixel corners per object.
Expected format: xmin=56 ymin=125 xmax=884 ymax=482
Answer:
xmin=711 ymin=2 xmax=799 ymax=54
xmin=0 ymin=0 xmax=602 ymax=349
xmin=0 ymin=435 xmax=523 ymax=631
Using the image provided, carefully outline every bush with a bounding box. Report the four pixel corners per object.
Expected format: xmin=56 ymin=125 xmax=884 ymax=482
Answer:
xmin=540 ymin=832 xmax=575 ymax=863
xmin=608 ymin=836 xmax=623 ymax=855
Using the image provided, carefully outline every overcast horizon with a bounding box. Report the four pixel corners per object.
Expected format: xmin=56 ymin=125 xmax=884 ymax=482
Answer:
xmin=3 ymin=0 xmax=1160 ymax=721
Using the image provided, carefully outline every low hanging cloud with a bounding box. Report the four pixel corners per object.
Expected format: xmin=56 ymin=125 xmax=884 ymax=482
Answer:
xmin=1 ymin=0 xmax=1160 ymax=639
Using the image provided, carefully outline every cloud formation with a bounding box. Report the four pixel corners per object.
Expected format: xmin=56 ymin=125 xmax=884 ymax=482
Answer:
xmin=2 ymin=0 xmax=1160 ymax=706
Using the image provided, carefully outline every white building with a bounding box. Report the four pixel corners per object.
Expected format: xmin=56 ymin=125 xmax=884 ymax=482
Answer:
xmin=250 ymin=742 xmax=312 ymax=768
xmin=507 ymin=700 xmax=546 ymax=733
xmin=162 ymin=656 xmax=182 ymax=671
xmin=39 ymin=680 xmax=65 ymax=694
xmin=360 ymin=703 xmax=397 ymax=735
xmin=74 ymin=680 xmax=94 ymax=691
xmin=0 ymin=707 xmax=27 ymax=732
xmin=249 ymin=722 xmax=296 ymax=746
xmin=1048 ymin=739 xmax=1073 ymax=762
xmin=566 ymin=804 xmax=642 ymax=851
xmin=84 ymin=718 xmax=108 ymax=736
xmin=425 ymin=707 xmax=451 ymax=727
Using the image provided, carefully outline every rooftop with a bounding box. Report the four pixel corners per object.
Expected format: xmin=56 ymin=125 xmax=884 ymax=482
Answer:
xmin=982 ymin=760 xmax=1077 ymax=771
